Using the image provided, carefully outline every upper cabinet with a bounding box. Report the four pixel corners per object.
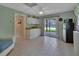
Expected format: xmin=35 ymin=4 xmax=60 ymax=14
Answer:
xmin=27 ymin=17 xmax=40 ymax=24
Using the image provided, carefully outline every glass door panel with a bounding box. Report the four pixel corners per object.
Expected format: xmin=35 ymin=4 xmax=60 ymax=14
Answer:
xmin=44 ymin=18 xmax=58 ymax=38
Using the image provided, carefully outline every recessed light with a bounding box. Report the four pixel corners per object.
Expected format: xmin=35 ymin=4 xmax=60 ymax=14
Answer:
xmin=39 ymin=11 xmax=43 ymax=15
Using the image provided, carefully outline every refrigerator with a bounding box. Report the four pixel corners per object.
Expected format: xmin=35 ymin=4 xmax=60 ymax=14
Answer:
xmin=66 ymin=19 xmax=74 ymax=43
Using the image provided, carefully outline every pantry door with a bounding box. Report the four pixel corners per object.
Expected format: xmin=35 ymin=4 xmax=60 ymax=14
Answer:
xmin=15 ymin=14 xmax=26 ymax=39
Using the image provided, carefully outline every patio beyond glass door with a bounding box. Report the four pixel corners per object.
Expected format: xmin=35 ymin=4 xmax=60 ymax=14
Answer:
xmin=44 ymin=18 xmax=58 ymax=38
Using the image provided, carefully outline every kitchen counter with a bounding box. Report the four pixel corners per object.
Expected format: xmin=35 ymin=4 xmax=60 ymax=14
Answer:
xmin=26 ymin=27 xmax=40 ymax=30
xmin=26 ymin=28 xmax=41 ymax=40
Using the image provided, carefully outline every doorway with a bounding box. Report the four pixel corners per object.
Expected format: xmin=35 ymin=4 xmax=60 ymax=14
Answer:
xmin=44 ymin=18 xmax=58 ymax=38
xmin=15 ymin=13 xmax=26 ymax=40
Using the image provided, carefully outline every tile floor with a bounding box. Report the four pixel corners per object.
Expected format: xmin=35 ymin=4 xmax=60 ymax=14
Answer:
xmin=8 ymin=36 xmax=77 ymax=56
xmin=44 ymin=32 xmax=58 ymax=38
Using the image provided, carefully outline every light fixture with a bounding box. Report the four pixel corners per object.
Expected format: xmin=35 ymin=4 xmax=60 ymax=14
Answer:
xmin=39 ymin=11 xmax=43 ymax=15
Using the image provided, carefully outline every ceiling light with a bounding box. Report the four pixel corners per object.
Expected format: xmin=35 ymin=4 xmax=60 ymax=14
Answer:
xmin=24 ymin=3 xmax=37 ymax=8
xmin=39 ymin=11 xmax=43 ymax=15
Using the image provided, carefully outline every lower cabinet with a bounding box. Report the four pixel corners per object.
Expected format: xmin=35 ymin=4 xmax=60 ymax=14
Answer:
xmin=73 ymin=31 xmax=79 ymax=55
xmin=26 ymin=29 xmax=41 ymax=40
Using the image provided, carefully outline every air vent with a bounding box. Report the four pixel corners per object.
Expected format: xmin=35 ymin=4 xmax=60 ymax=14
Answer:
xmin=24 ymin=3 xmax=37 ymax=8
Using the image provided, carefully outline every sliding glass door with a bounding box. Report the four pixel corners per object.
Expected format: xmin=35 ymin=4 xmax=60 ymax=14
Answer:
xmin=44 ymin=18 xmax=58 ymax=38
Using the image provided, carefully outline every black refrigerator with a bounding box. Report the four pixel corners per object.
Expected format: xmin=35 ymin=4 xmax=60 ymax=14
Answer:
xmin=66 ymin=19 xmax=74 ymax=43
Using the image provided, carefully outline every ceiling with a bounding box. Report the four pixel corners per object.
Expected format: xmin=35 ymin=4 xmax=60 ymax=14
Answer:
xmin=0 ymin=3 xmax=77 ymax=16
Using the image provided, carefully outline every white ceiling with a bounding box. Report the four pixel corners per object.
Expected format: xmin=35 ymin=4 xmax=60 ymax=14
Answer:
xmin=0 ymin=3 xmax=77 ymax=16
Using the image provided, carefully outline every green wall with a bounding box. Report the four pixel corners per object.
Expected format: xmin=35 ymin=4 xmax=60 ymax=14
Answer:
xmin=60 ymin=11 xmax=76 ymax=23
xmin=60 ymin=11 xmax=76 ymax=29
xmin=74 ymin=4 xmax=79 ymax=16
xmin=74 ymin=4 xmax=79 ymax=29
xmin=0 ymin=5 xmax=27 ymax=38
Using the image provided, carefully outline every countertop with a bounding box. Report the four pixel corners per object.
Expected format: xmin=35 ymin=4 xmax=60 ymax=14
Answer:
xmin=26 ymin=27 xmax=40 ymax=30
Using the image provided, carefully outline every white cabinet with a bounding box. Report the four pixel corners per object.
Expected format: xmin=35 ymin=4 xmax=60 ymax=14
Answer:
xmin=73 ymin=31 xmax=79 ymax=55
xmin=26 ymin=29 xmax=41 ymax=40
xmin=27 ymin=18 xmax=40 ymax=24
xmin=30 ymin=29 xmax=41 ymax=39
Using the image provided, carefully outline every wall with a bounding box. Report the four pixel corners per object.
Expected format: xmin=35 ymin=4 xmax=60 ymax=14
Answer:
xmin=74 ymin=4 xmax=79 ymax=29
xmin=74 ymin=4 xmax=79 ymax=16
xmin=60 ymin=11 xmax=77 ymax=29
xmin=0 ymin=5 xmax=27 ymax=38
xmin=60 ymin=11 xmax=76 ymax=23
xmin=40 ymin=17 xmax=44 ymax=36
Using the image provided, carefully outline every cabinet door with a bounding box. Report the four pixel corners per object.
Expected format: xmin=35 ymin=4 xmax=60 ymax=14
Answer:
xmin=27 ymin=18 xmax=39 ymax=24
xmin=30 ymin=29 xmax=40 ymax=39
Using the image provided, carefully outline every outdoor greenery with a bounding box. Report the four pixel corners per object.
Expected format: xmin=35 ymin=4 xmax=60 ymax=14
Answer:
xmin=44 ymin=24 xmax=66 ymax=32
xmin=44 ymin=27 xmax=56 ymax=32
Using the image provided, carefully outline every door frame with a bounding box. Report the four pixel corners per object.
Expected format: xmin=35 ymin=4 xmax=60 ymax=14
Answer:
xmin=44 ymin=17 xmax=59 ymax=38
xmin=14 ymin=13 xmax=26 ymax=39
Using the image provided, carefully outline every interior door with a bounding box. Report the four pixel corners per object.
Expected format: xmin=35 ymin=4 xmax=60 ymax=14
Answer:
xmin=16 ymin=15 xmax=25 ymax=39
